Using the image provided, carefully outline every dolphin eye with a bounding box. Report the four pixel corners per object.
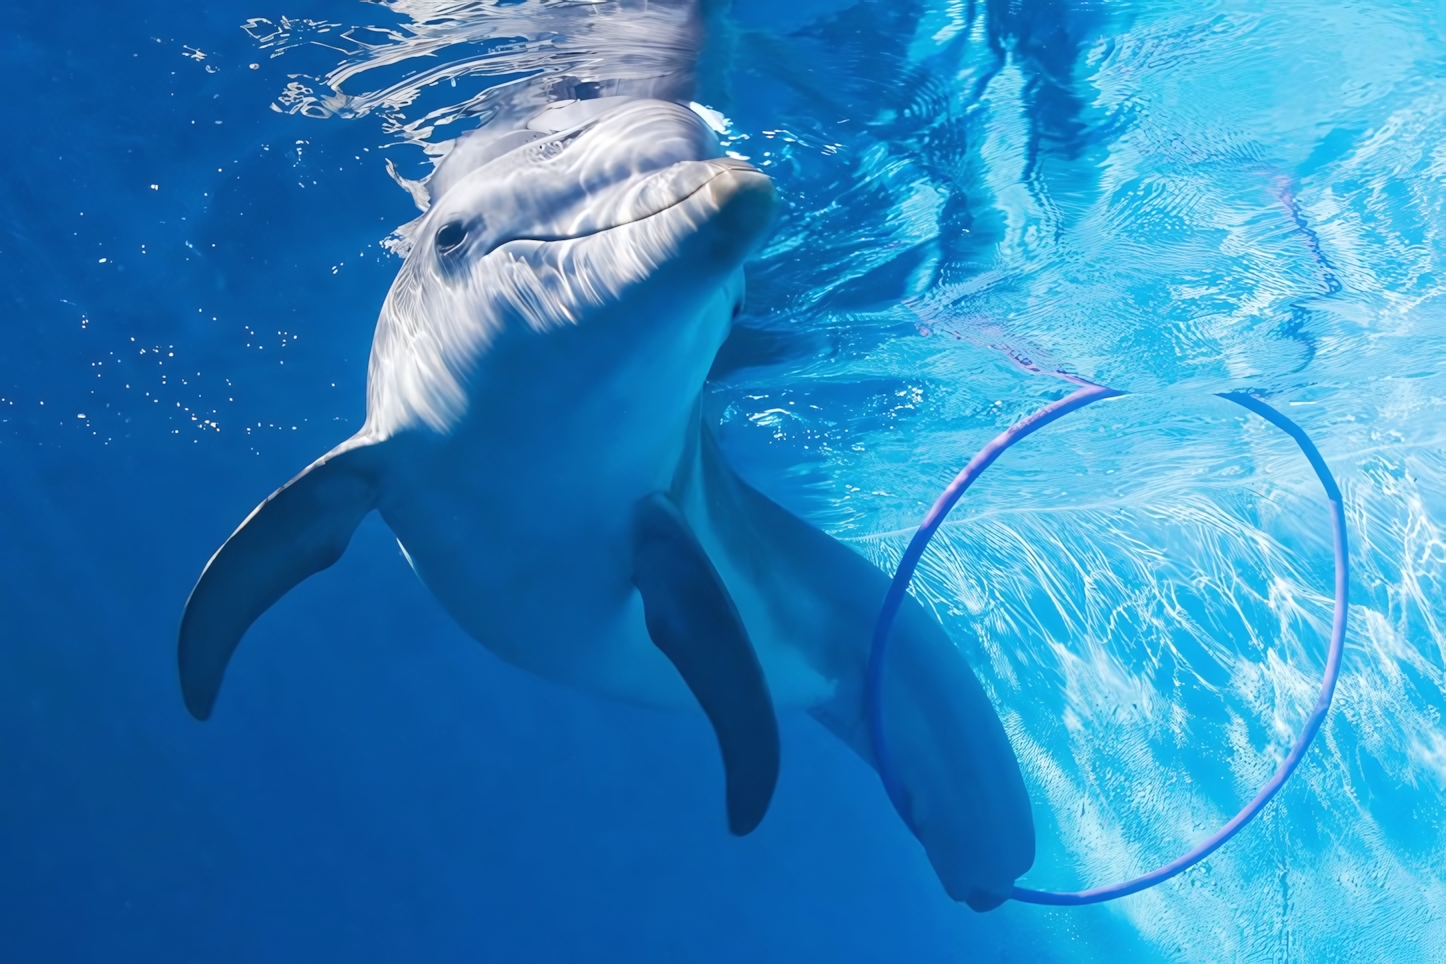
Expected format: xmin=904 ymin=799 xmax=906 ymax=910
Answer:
xmin=435 ymin=221 xmax=467 ymax=255
xmin=538 ymin=128 xmax=588 ymax=160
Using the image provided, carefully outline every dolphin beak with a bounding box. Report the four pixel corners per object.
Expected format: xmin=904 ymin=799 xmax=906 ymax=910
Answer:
xmin=697 ymin=160 xmax=776 ymax=264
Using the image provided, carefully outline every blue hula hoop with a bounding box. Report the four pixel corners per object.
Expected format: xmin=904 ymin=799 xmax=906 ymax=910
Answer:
xmin=866 ymin=385 xmax=1349 ymax=906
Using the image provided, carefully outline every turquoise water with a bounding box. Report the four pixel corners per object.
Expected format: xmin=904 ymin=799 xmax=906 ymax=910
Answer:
xmin=3 ymin=0 xmax=1445 ymax=959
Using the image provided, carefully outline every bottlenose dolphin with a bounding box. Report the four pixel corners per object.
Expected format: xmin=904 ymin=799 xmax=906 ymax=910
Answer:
xmin=180 ymin=12 xmax=1033 ymax=911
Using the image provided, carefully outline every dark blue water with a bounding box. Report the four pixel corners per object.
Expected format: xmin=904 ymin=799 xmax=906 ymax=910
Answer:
xmin=5 ymin=1 xmax=1444 ymax=960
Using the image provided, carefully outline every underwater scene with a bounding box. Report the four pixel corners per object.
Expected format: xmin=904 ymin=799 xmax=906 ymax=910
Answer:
xmin=4 ymin=0 xmax=1445 ymax=959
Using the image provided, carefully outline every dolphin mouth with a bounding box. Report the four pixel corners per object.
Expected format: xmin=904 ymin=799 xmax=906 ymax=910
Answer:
xmin=497 ymin=158 xmax=770 ymax=249
xmin=594 ymin=157 xmax=767 ymax=231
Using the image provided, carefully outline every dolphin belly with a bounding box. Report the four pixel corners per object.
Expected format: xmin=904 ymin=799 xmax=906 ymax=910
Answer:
xmin=378 ymin=455 xmax=694 ymax=710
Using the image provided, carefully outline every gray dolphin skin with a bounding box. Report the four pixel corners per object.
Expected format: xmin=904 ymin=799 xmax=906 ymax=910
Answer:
xmin=179 ymin=0 xmax=1034 ymax=911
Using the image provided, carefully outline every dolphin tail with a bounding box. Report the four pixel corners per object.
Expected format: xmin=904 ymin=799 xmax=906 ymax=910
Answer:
xmin=692 ymin=427 xmax=1035 ymax=909
xmin=846 ymin=597 xmax=1036 ymax=911
xmin=178 ymin=436 xmax=383 ymax=720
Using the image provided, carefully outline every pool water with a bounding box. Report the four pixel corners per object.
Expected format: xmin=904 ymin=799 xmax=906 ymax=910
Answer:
xmin=3 ymin=0 xmax=1444 ymax=960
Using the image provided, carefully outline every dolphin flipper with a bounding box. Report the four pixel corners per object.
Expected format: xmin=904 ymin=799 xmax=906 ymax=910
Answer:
xmin=631 ymin=491 xmax=781 ymax=836
xmin=178 ymin=438 xmax=381 ymax=720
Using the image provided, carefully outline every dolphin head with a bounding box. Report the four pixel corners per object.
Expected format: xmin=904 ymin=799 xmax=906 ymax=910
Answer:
xmin=366 ymin=99 xmax=775 ymax=435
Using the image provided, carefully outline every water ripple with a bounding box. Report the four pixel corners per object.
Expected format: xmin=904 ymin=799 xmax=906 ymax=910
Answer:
xmin=265 ymin=0 xmax=1446 ymax=957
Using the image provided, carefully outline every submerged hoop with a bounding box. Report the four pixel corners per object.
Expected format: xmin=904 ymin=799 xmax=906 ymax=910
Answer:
xmin=866 ymin=385 xmax=1349 ymax=907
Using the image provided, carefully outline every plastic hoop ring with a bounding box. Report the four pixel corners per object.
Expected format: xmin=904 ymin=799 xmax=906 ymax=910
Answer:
xmin=866 ymin=385 xmax=1349 ymax=906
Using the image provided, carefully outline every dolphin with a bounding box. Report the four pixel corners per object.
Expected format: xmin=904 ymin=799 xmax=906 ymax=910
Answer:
xmin=179 ymin=87 xmax=1034 ymax=911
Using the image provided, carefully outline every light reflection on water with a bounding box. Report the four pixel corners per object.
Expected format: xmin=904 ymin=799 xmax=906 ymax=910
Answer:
xmin=261 ymin=0 xmax=1446 ymax=957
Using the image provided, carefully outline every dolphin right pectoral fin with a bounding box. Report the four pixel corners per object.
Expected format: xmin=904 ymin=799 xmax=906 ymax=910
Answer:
xmin=631 ymin=492 xmax=780 ymax=836
xmin=178 ymin=438 xmax=381 ymax=721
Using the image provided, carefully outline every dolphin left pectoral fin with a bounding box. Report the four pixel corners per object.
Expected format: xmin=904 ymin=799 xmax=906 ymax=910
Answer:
xmin=631 ymin=492 xmax=780 ymax=836
xmin=178 ymin=437 xmax=381 ymax=721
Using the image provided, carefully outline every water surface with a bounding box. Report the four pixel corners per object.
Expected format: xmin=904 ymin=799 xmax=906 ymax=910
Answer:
xmin=3 ymin=0 xmax=1444 ymax=960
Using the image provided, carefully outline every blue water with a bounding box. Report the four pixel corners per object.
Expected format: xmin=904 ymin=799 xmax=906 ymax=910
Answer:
xmin=4 ymin=0 xmax=1445 ymax=959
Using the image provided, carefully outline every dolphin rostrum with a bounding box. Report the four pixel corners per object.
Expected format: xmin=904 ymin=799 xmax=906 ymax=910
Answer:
xmin=180 ymin=10 xmax=1034 ymax=910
